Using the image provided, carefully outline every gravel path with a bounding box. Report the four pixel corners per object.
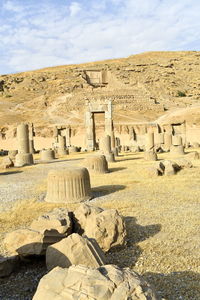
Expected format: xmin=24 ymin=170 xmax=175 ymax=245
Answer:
xmin=0 ymin=158 xmax=81 ymax=212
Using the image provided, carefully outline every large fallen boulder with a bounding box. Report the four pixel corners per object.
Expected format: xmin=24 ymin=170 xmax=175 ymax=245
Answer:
xmin=144 ymin=150 xmax=157 ymax=161
xmin=33 ymin=264 xmax=159 ymax=300
xmin=4 ymin=229 xmax=45 ymax=256
xmin=46 ymin=233 xmax=106 ymax=271
xmin=73 ymin=203 xmax=126 ymax=252
xmin=158 ymin=160 xmax=180 ymax=176
xmin=4 ymin=208 xmax=73 ymax=257
xmin=30 ymin=208 xmax=72 ymax=237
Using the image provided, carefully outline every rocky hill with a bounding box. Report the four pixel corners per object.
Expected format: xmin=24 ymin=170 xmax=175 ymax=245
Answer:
xmin=1 ymin=51 xmax=200 ymax=132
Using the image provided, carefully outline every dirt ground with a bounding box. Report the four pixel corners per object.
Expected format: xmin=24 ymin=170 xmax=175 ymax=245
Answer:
xmin=0 ymin=150 xmax=200 ymax=300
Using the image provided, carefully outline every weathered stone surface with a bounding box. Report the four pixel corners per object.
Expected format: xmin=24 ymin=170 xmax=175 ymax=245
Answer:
xmin=73 ymin=203 xmax=104 ymax=234
xmin=40 ymin=149 xmax=55 ymax=161
xmin=170 ymin=145 xmax=185 ymax=156
xmin=4 ymin=229 xmax=44 ymax=256
xmin=45 ymin=167 xmax=92 ymax=203
xmin=158 ymin=160 xmax=180 ymax=176
xmin=3 ymin=217 xmax=71 ymax=257
xmin=14 ymin=153 xmax=34 ymax=167
xmin=30 ymin=208 xmax=72 ymax=237
xmin=0 ymin=157 xmax=14 ymax=169
xmin=82 ymin=154 xmax=109 ymax=174
xmin=0 ymin=255 xmax=19 ymax=278
xmin=105 ymin=152 xmax=115 ymax=162
xmin=174 ymin=158 xmax=193 ymax=169
xmin=73 ymin=204 xmax=126 ymax=252
xmin=33 ymin=264 xmax=158 ymax=300
xmin=144 ymin=150 xmax=157 ymax=161
xmin=172 ymin=135 xmax=182 ymax=146
xmin=46 ymin=233 xmax=106 ymax=271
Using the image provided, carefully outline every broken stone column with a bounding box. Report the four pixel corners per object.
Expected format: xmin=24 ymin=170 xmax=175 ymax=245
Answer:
xmin=99 ymin=135 xmax=115 ymax=162
xmin=46 ymin=233 xmax=106 ymax=271
xmin=172 ymin=135 xmax=182 ymax=146
xmin=144 ymin=150 xmax=157 ymax=161
xmin=17 ymin=123 xmax=30 ymax=153
xmin=163 ymin=133 xmax=172 ymax=151
xmin=29 ymin=123 xmax=35 ymax=154
xmin=82 ymin=155 xmax=109 ymax=174
xmin=15 ymin=123 xmax=33 ymax=167
xmin=58 ymin=135 xmax=67 ymax=156
xmin=65 ymin=126 xmax=71 ymax=147
xmin=85 ymin=110 xmax=95 ymax=151
xmin=170 ymin=145 xmax=185 ymax=156
xmin=154 ymin=133 xmax=164 ymax=147
xmin=99 ymin=135 xmax=111 ymax=154
xmin=145 ymin=132 xmax=154 ymax=151
xmin=53 ymin=126 xmax=58 ymax=146
xmin=105 ymin=100 xmax=113 ymax=136
xmin=45 ymin=167 xmax=92 ymax=203
xmin=110 ymin=131 xmax=115 ymax=150
xmin=40 ymin=149 xmax=55 ymax=161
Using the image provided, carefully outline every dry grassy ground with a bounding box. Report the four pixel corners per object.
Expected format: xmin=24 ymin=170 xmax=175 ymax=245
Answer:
xmin=0 ymin=150 xmax=200 ymax=299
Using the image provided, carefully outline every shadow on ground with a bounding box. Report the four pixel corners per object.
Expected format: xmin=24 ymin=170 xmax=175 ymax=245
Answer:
xmin=106 ymin=216 xmax=161 ymax=269
xmin=109 ymin=167 xmax=127 ymax=172
xmin=0 ymin=170 xmax=23 ymax=176
xmin=92 ymin=184 xmax=126 ymax=197
xmin=35 ymin=157 xmax=83 ymax=165
xmin=143 ymin=271 xmax=200 ymax=300
xmin=117 ymin=156 xmax=142 ymax=162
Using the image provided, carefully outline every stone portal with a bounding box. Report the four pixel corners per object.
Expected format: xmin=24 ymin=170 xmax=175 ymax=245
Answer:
xmin=85 ymin=100 xmax=113 ymax=151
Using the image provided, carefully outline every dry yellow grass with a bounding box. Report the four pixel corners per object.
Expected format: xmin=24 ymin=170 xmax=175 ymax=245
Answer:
xmin=0 ymin=150 xmax=200 ymax=299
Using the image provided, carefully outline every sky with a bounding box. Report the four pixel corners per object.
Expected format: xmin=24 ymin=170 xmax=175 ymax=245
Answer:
xmin=0 ymin=0 xmax=200 ymax=74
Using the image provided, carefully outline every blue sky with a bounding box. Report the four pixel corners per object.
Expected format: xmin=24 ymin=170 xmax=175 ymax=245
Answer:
xmin=0 ymin=0 xmax=200 ymax=74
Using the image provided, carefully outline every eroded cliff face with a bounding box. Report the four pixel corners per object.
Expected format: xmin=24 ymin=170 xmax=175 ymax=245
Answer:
xmin=1 ymin=51 xmax=200 ymax=140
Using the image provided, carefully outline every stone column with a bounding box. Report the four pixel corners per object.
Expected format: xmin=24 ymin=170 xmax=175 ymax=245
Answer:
xmin=66 ymin=126 xmax=71 ymax=147
xmin=15 ymin=123 xmax=34 ymax=166
xmin=58 ymin=135 xmax=67 ymax=155
xmin=100 ymin=135 xmax=111 ymax=154
xmin=111 ymin=131 xmax=116 ymax=150
xmin=85 ymin=111 xmax=95 ymax=151
xmin=17 ymin=123 xmax=30 ymax=153
xmin=29 ymin=123 xmax=35 ymax=154
xmin=53 ymin=126 xmax=58 ymax=143
xmin=105 ymin=100 xmax=112 ymax=136
xmin=145 ymin=132 xmax=154 ymax=151
xmin=172 ymin=135 xmax=182 ymax=146
xmin=164 ymin=133 xmax=172 ymax=151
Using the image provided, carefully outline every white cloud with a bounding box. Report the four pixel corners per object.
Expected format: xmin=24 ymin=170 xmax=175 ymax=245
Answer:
xmin=0 ymin=0 xmax=200 ymax=74
xmin=3 ymin=0 xmax=22 ymax=12
xmin=69 ymin=2 xmax=81 ymax=17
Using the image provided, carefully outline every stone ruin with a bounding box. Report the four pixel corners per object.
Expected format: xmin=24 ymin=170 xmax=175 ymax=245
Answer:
xmin=82 ymin=154 xmax=109 ymax=174
xmin=45 ymin=167 xmax=92 ymax=203
xmin=15 ymin=123 xmax=34 ymax=167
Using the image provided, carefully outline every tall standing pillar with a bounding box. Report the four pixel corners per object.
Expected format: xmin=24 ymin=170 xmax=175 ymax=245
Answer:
xmin=85 ymin=111 xmax=95 ymax=151
xmin=17 ymin=123 xmax=30 ymax=153
xmin=66 ymin=126 xmax=71 ymax=147
xmin=15 ymin=123 xmax=33 ymax=166
xmin=105 ymin=100 xmax=112 ymax=136
xmin=29 ymin=123 xmax=35 ymax=154
xmin=58 ymin=135 xmax=67 ymax=156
